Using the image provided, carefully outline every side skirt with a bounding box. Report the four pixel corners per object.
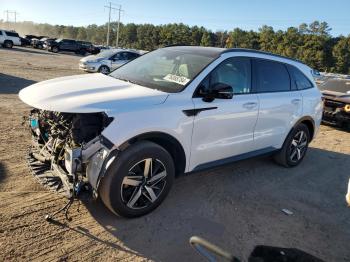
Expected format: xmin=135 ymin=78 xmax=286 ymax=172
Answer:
xmin=190 ymin=147 xmax=278 ymax=173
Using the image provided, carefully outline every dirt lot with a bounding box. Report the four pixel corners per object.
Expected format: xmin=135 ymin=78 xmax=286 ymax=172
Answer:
xmin=0 ymin=47 xmax=350 ymax=262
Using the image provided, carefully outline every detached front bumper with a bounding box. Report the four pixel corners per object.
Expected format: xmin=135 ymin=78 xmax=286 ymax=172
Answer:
xmin=27 ymin=135 xmax=114 ymax=198
xmin=322 ymin=108 xmax=350 ymax=126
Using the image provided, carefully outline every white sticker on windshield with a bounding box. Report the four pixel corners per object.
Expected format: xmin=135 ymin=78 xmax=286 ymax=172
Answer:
xmin=163 ymin=74 xmax=190 ymax=86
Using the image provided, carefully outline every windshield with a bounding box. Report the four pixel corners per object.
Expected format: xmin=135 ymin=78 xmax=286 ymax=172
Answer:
xmin=319 ymin=79 xmax=350 ymax=94
xmin=109 ymin=48 xmax=217 ymax=93
xmin=96 ymin=49 xmax=118 ymax=58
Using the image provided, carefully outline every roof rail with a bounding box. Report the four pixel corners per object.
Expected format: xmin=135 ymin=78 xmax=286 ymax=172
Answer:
xmin=221 ymin=48 xmax=305 ymax=64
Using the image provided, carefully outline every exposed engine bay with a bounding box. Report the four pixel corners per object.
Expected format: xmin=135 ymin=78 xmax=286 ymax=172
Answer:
xmin=27 ymin=109 xmax=113 ymax=198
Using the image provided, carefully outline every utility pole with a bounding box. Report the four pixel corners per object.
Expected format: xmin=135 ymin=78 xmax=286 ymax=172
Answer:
xmin=4 ymin=10 xmax=18 ymax=29
xmin=5 ymin=10 xmax=9 ymax=29
xmin=115 ymin=5 xmax=124 ymax=48
xmin=105 ymin=2 xmax=112 ymax=46
xmin=104 ymin=3 xmax=124 ymax=47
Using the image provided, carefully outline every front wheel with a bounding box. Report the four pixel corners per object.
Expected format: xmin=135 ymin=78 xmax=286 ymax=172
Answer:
xmin=98 ymin=65 xmax=110 ymax=74
xmin=99 ymin=141 xmax=175 ymax=218
xmin=274 ymin=123 xmax=310 ymax=167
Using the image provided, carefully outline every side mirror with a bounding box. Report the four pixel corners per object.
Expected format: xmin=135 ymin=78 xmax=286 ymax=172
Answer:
xmin=212 ymin=83 xmax=234 ymax=99
xmin=200 ymin=82 xmax=233 ymax=102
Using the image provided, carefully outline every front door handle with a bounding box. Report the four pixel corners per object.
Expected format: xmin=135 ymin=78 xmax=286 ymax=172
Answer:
xmin=182 ymin=107 xmax=218 ymax=117
xmin=242 ymin=102 xmax=258 ymax=109
xmin=291 ymin=98 xmax=301 ymax=105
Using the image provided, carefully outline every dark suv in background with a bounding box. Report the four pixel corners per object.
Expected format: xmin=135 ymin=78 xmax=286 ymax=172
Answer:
xmin=47 ymin=39 xmax=87 ymax=55
xmin=77 ymin=41 xmax=100 ymax=54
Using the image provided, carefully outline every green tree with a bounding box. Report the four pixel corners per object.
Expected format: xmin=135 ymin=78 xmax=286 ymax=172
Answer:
xmin=332 ymin=36 xmax=350 ymax=74
xmin=200 ymin=31 xmax=213 ymax=46
xmin=77 ymin=27 xmax=87 ymax=40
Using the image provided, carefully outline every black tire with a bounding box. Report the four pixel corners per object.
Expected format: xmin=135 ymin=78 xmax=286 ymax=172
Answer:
xmin=99 ymin=141 xmax=175 ymax=218
xmin=52 ymin=46 xmax=59 ymax=53
xmin=79 ymin=49 xmax=86 ymax=56
xmin=98 ymin=65 xmax=110 ymax=74
xmin=37 ymin=44 xmax=43 ymax=49
xmin=4 ymin=40 xmax=13 ymax=48
xmin=274 ymin=123 xmax=310 ymax=167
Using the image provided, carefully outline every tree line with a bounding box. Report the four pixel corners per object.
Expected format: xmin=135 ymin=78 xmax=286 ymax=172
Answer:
xmin=1 ymin=20 xmax=350 ymax=74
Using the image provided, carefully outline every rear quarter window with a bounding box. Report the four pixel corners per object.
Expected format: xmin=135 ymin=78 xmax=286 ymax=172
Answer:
xmin=5 ymin=31 xmax=19 ymax=37
xmin=253 ymin=59 xmax=291 ymax=93
xmin=287 ymin=65 xmax=314 ymax=90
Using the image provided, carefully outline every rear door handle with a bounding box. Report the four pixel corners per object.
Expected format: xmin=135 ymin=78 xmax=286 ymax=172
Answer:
xmin=242 ymin=102 xmax=258 ymax=109
xmin=291 ymin=98 xmax=301 ymax=105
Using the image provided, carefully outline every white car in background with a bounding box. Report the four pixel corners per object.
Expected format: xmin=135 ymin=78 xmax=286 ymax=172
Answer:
xmin=0 ymin=29 xmax=21 ymax=48
xmin=79 ymin=49 xmax=143 ymax=74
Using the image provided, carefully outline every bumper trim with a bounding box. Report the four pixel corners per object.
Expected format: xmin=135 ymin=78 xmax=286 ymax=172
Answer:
xmin=27 ymin=146 xmax=73 ymax=198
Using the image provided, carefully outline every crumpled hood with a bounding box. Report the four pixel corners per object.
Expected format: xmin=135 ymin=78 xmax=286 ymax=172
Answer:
xmin=18 ymin=73 xmax=169 ymax=113
xmin=322 ymin=90 xmax=350 ymax=103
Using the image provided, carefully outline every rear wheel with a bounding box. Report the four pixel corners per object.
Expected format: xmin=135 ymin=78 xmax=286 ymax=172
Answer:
xmin=3 ymin=40 xmax=13 ymax=48
xmin=98 ymin=65 xmax=110 ymax=74
xmin=79 ymin=49 xmax=86 ymax=55
xmin=52 ymin=46 xmax=59 ymax=53
xmin=274 ymin=123 xmax=310 ymax=167
xmin=99 ymin=141 xmax=175 ymax=218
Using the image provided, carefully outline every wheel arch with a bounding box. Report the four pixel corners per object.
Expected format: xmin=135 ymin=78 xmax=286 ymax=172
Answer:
xmin=98 ymin=64 xmax=110 ymax=73
xmin=294 ymin=116 xmax=315 ymax=141
xmin=4 ymin=39 xmax=13 ymax=46
xmin=119 ymin=131 xmax=187 ymax=175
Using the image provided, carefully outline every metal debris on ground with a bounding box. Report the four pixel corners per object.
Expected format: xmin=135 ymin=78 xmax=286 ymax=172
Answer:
xmin=281 ymin=209 xmax=294 ymax=215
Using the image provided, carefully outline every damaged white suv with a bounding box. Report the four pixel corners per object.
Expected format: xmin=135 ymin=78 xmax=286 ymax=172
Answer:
xmin=19 ymin=46 xmax=322 ymax=217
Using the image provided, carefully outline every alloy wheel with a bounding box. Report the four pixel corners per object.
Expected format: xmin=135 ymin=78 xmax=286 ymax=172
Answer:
xmin=289 ymin=130 xmax=308 ymax=163
xmin=100 ymin=66 xmax=110 ymax=74
xmin=121 ymin=158 xmax=167 ymax=209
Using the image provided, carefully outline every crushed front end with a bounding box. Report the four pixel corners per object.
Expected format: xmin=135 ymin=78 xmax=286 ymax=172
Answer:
xmin=26 ymin=109 xmax=114 ymax=198
xmin=322 ymin=98 xmax=350 ymax=127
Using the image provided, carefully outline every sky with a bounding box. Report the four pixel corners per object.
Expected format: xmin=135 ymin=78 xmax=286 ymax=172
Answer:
xmin=0 ymin=0 xmax=350 ymax=36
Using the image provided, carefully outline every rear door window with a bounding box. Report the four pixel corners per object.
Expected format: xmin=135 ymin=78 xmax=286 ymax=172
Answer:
xmin=253 ymin=59 xmax=291 ymax=93
xmin=125 ymin=52 xmax=140 ymax=60
xmin=287 ymin=65 xmax=314 ymax=90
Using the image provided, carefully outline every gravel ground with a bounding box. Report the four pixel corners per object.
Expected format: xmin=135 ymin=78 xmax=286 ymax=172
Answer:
xmin=0 ymin=46 xmax=350 ymax=262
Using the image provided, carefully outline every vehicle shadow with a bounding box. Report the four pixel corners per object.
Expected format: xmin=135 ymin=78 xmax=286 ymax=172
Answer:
xmin=0 ymin=73 xmax=36 ymax=94
xmin=84 ymin=147 xmax=350 ymax=262
xmin=6 ymin=47 xmax=59 ymax=56
xmin=321 ymin=122 xmax=350 ymax=133
xmin=0 ymin=162 xmax=6 ymax=185
xmin=48 ymin=219 xmax=141 ymax=257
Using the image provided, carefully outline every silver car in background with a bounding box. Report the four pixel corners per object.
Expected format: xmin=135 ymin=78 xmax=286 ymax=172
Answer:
xmin=79 ymin=49 xmax=143 ymax=74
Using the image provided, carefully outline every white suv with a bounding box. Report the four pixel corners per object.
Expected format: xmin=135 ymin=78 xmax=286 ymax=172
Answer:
xmin=0 ymin=29 xmax=21 ymax=48
xmin=19 ymin=46 xmax=323 ymax=217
